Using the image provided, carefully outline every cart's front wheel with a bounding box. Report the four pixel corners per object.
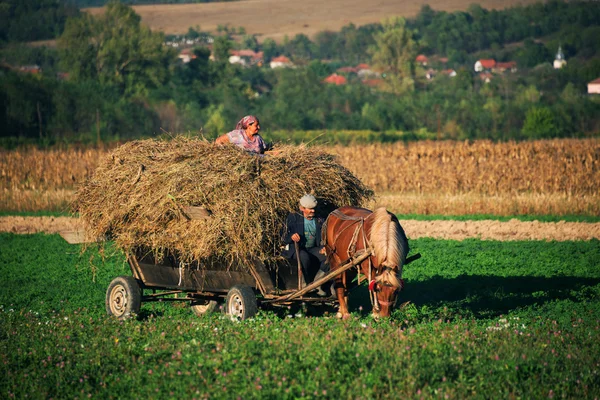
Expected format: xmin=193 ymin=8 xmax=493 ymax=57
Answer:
xmin=106 ymin=276 xmax=141 ymax=319
xmin=191 ymin=300 xmax=218 ymax=317
xmin=226 ymin=286 xmax=257 ymax=320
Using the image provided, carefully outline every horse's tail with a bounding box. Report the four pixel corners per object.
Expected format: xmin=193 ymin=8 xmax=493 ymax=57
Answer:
xmin=370 ymin=207 xmax=409 ymax=272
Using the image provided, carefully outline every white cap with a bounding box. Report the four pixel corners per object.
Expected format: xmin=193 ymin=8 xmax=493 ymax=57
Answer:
xmin=299 ymin=194 xmax=317 ymax=209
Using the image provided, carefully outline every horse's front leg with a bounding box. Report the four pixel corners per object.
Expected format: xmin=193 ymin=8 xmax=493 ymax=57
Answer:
xmin=335 ymin=273 xmax=350 ymax=319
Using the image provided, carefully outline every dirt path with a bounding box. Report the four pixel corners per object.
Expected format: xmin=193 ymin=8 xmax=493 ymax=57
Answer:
xmin=1 ymin=216 xmax=598 ymax=242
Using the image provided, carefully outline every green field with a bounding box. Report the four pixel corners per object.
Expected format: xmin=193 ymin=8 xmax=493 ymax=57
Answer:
xmin=1 ymin=233 xmax=600 ymax=398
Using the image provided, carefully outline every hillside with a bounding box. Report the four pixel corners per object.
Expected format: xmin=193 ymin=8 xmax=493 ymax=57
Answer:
xmin=84 ymin=0 xmax=542 ymax=41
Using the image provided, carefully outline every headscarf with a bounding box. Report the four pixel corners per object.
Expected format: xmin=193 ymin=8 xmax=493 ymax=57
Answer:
xmin=235 ymin=115 xmax=259 ymax=130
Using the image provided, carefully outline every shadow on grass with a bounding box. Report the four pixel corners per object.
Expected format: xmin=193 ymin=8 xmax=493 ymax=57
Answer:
xmin=399 ymin=275 xmax=600 ymax=318
xmin=132 ymin=275 xmax=600 ymax=321
xmin=294 ymin=275 xmax=600 ymax=320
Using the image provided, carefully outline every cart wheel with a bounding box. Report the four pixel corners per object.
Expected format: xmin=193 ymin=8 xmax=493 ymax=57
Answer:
xmin=191 ymin=300 xmax=218 ymax=317
xmin=225 ymin=285 xmax=257 ymax=320
xmin=106 ymin=276 xmax=141 ymax=319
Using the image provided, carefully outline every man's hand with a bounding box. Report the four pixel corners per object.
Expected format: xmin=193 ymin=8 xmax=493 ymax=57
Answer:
xmin=291 ymin=233 xmax=300 ymax=242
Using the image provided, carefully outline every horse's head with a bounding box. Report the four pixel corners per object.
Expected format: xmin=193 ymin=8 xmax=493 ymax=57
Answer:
xmin=370 ymin=264 xmax=404 ymax=318
xmin=368 ymin=207 xmax=409 ymax=318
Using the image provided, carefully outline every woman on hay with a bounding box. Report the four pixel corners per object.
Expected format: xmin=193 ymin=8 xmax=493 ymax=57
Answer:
xmin=215 ymin=115 xmax=273 ymax=155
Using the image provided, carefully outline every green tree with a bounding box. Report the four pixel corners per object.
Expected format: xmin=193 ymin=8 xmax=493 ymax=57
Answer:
xmin=522 ymin=107 xmax=560 ymax=138
xmin=57 ymin=1 xmax=174 ymax=97
xmin=261 ymin=38 xmax=279 ymax=62
xmin=212 ymin=35 xmax=233 ymax=62
xmin=370 ymin=17 xmax=418 ymax=94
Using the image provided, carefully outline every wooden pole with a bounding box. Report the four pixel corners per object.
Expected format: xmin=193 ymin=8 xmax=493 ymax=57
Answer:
xmin=268 ymin=249 xmax=372 ymax=303
xmin=294 ymin=241 xmax=302 ymax=290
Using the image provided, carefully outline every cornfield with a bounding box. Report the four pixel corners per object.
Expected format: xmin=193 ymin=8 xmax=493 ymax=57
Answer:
xmin=1 ymin=139 xmax=599 ymax=215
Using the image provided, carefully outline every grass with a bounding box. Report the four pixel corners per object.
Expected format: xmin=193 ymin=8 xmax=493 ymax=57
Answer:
xmin=1 ymin=233 xmax=599 ymax=398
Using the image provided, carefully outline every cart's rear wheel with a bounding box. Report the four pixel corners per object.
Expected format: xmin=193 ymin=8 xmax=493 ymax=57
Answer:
xmin=106 ymin=276 xmax=141 ymax=319
xmin=226 ymin=285 xmax=257 ymax=320
xmin=191 ymin=300 xmax=218 ymax=317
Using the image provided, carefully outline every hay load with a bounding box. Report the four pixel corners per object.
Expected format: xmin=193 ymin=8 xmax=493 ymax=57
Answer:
xmin=75 ymin=137 xmax=373 ymax=268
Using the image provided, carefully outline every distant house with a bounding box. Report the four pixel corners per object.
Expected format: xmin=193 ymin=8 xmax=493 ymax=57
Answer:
xmin=416 ymin=54 xmax=428 ymax=66
xmin=356 ymin=64 xmax=379 ymax=79
xmin=474 ymin=59 xmax=496 ymax=72
xmin=494 ymin=61 xmax=517 ymax=73
xmin=179 ymin=49 xmax=195 ymax=63
xmin=19 ymin=65 xmax=41 ymax=74
xmin=270 ymin=55 xmax=293 ymax=69
xmin=362 ymin=78 xmax=383 ymax=88
xmin=588 ymin=77 xmax=600 ymax=94
xmin=229 ymin=49 xmax=263 ymax=66
xmin=337 ymin=66 xmax=357 ymax=74
xmin=440 ymin=69 xmax=457 ymax=77
xmin=426 ymin=69 xmax=436 ymax=80
xmin=323 ymin=73 xmax=347 ymax=85
xmin=438 ymin=57 xmax=449 ymax=64
xmin=479 ymin=72 xmax=493 ymax=83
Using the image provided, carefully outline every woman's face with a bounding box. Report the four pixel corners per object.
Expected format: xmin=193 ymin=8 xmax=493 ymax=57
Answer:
xmin=245 ymin=121 xmax=260 ymax=137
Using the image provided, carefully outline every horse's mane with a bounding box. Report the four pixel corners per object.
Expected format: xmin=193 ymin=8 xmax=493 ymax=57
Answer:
xmin=370 ymin=207 xmax=409 ymax=272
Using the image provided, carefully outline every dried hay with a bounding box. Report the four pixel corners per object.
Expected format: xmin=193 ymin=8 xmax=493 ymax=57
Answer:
xmin=74 ymin=136 xmax=373 ymax=269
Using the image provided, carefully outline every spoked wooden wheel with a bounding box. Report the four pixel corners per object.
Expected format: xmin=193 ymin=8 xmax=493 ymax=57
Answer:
xmin=191 ymin=300 xmax=218 ymax=317
xmin=225 ymin=285 xmax=257 ymax=320
xmin=105 ymin=276 xmax=141 ymax=319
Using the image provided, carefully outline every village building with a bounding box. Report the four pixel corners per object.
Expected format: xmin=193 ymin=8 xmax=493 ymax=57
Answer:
xmin=323 ymin=73 xmax=347 ymax=85
xmin=588 ymin=78 xmax=600 ymax=94
xmin=479 ymin=72 xmax=493 ymax=83
xmin=269 ymin=55 xmax=293 ymax=69
xmin=416 ymin=54 xmax=428 ymax=66
xmin=356 ymin=64 xmax=379 ymax=79
xmin=19 ymin=65 xmax=42 ymax=74
xmin=440 ymin=69 xmax=457 ymax=77
xmin=553 ymin=45 xmax=567 ymax=69
xmin=337 ymin=66 xmax=357 ymax=74
xmin=228 ymin=50 xmax=263 ymax=66
xmin=178 ymin=49 xmax=195 ymax=63
xmin=494 ymin=61 xmax=518 ymax=73
xmin=362 ymin=78 xmax=383 ymax=88
xmin=474 ymin=59 xmax=496 ymax=72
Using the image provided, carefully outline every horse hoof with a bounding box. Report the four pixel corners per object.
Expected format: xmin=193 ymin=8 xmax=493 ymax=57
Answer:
xmin=336 ymin=312 xmax=343 ymax=319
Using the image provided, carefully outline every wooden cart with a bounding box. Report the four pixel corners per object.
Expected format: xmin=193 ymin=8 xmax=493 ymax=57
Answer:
xmin=104 ymin=247 xmax=374 ymax=320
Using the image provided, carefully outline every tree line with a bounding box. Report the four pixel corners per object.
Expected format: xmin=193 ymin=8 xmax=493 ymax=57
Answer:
xmin=1 ymin=0 xmax=599 ymax=147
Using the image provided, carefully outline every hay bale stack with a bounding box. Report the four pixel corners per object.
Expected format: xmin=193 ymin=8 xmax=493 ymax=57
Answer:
xmin=75 ymin=137 xmax=372 ymax=268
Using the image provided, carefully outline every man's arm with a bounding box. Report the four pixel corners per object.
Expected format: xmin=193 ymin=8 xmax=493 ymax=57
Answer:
xmin=281 ymin=214 xmax=300 ymax=244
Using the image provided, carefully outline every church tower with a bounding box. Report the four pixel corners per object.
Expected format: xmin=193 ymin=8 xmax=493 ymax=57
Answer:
xmin=553 ymin=45 xmax=567 ymax=69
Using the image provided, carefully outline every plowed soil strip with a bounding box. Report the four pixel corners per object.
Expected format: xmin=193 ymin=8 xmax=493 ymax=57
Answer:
xmin=1 ymin=217 xmax=598 ymax=242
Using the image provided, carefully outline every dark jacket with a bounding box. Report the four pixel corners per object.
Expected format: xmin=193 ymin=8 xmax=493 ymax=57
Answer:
xmin=281 ymin=212 xmax=324 ymax=258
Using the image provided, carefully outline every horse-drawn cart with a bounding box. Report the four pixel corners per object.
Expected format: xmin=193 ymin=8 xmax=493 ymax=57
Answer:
xmin=105 ymin=247 xmax=375 ymax=320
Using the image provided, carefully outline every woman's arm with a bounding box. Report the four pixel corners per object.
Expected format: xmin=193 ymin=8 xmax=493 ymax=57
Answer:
xmin=215 ymin=134 xmax=230 ymax=145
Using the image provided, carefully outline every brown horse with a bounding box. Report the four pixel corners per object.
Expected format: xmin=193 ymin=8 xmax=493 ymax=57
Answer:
xmin=323 ymin=206 xmax=409 ymax=319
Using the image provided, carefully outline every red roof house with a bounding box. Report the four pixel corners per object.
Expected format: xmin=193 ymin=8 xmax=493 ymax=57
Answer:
xmin=416 ymin=54 xmax=428 ymax=65
xmin=337 ymin=66 xmax=357 ymax=74
xmin=323 ymin=73 xmax=347 ymax=85
xmin=588 ymin=77 xmax=600 ymax=94
xmin=475 ymin=59 xmax=496 ymax=72
xmin=495 ymin=61 xmax=517 ymax=72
